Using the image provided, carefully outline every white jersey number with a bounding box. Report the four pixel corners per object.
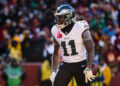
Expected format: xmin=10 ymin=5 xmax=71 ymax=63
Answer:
xmin=61 ymin=40 xmax=78 ymax=56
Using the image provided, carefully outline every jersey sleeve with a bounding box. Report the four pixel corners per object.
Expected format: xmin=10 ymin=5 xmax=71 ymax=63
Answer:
xmin=51 ymin=25 xmax=56 ymax=37
xmin=51 ymin=25 xmax=58 ymax=40
xmin=77 ymin=20 xmax=90 ymax=34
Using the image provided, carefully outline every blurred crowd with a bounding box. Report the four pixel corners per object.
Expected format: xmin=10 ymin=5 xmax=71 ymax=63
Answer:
xmin=0 ymin=0 xmax=120 ymax=86
xmin=0 ymin=0 xmax=55 ymax=62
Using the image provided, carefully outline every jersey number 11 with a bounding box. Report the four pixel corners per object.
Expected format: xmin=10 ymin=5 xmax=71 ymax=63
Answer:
xmin=61 ymin=40 xmax=78 ymax=56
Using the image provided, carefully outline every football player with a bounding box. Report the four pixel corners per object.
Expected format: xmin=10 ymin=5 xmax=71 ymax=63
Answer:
xmin=50 ymin=4 xmax=95 ymax=86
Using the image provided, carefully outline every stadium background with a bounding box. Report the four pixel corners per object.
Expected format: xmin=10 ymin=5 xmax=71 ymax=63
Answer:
xmin=0 ymin=0 xmax=120 ymax=86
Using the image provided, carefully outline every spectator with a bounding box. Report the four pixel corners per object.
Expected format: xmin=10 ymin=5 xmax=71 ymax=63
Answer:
xmin=38 ymin=40 xmax=53 ymax=86
xmin=91 ymin=68 xmax=104 ymax=86
xmin=99 ymin=57 xmax=112 ymax=86
xmin=103 ymin=43 xmax=119 ymax=76
xmin=102 ymin=24 xmax=115 ymax=37
xmin=9 ymin=40 xmax=22 ymax=62
xmin=38 ymin=58 xmax=52 ymax=86
xmin=38 ymin=42 xmax=53 ymax=86
xmin=2 ymin=59 xmax=26 ymax=86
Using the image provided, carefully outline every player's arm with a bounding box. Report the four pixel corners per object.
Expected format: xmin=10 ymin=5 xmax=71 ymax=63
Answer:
xmin=82 ymin=29 xmax=95 ymax=83
xmin=50 ymin=37 xmax=60 ymax=83
xmin=82 ymin=29 xmax=94 ymax=66
xmin=52 ymin=37 xmax=60 ymax=71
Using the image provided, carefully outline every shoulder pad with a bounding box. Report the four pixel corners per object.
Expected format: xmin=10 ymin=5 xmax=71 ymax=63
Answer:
xmin=79 ymin=20 xmax=89 ymax=29
xmin=51 ymin=25 xmax=58 ymax=37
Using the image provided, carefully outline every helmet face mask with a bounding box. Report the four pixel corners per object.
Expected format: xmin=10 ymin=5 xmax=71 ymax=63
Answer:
xmin=55 ymin=15 xmax=66 ymax=25
xmin=55 ymin=5 xmax=75 ymax=29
